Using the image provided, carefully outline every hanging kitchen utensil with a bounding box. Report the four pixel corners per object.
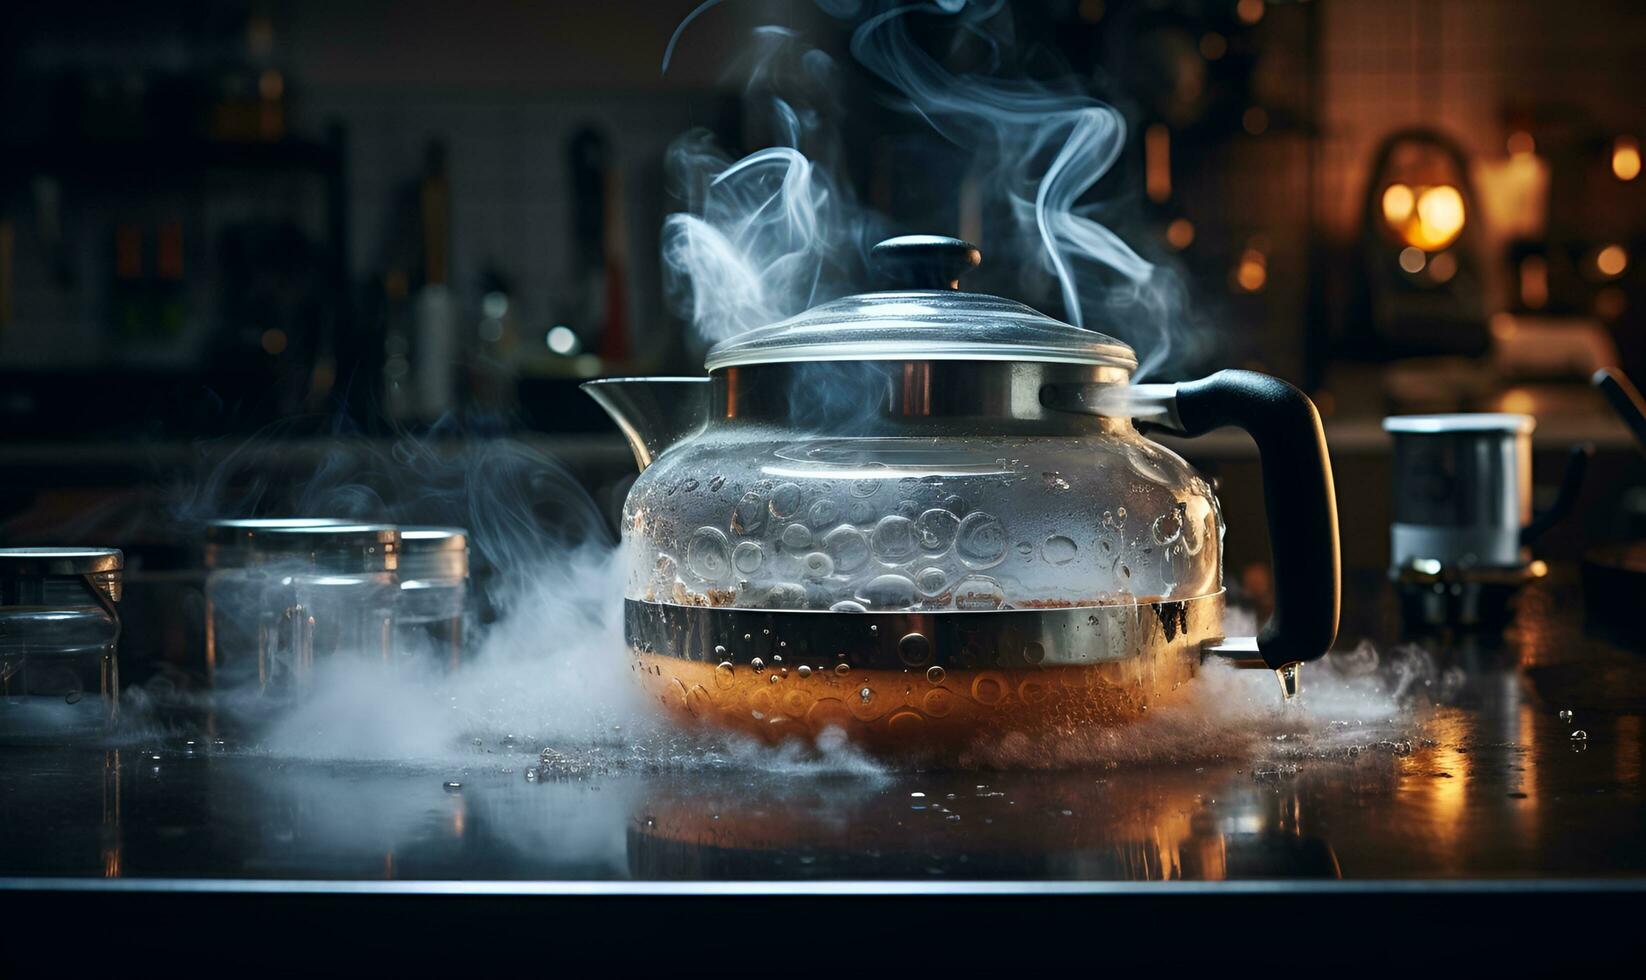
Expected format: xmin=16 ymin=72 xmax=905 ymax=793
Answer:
xmin=585 ymin=235 xmax=1340 ymax=759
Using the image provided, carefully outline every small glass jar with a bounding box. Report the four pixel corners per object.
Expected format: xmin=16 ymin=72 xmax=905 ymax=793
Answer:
xmin=395 ymin=527 xmax=470 ymax=670
xmin=255 ymin=524 xmax=401 ymax=698
xmin=204 ymin=518 xmax=353 ymax=690
xmin=0 ymin=548 xmax=123 ymax=741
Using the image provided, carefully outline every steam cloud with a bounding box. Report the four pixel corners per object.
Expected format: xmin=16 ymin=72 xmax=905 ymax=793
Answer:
xmin=663 ymin=0 xmax=1203 ymax=378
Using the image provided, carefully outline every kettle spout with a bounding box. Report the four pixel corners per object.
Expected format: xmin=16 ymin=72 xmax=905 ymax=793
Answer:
xmin=581 ymin=377 xmax=712 ymax=472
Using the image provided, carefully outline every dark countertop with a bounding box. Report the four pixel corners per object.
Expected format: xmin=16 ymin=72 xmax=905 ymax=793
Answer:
xmin=4 ymin=570 xmax=1645 ymax=969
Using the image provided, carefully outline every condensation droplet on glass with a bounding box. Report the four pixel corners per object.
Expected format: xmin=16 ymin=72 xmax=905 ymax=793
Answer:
xmin=768 ymin=482 xmax=803 ymax=520
xmin=1042 ymin=535 xmax=1078 ymax=565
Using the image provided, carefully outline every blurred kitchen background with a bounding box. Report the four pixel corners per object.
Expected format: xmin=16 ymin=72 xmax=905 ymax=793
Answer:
xmin=3 ymin=0 xmax=1646 ymax=609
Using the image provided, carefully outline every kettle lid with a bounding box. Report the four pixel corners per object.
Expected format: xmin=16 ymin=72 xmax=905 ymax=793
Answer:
xmin=702 ymin=236 xmax=1138 ymax=373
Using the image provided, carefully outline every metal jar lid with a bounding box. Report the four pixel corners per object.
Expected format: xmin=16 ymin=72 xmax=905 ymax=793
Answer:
xmin=204 ymin=518 xmax=358 ymax=569
xmin=0 ymin=547 xmax=125 ymax=603
xmin=236 ymin=523 xmax=400 ymax=574
xmin=703 ymin=236 xmax=1138 ymax=373
xmin=398 ymin=526 xmax=470 ymax=581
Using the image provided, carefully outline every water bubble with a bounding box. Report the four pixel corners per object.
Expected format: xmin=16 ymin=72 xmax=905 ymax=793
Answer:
xmin=762 ymin=582 xmax=808 ymax=609
xmin=822 ymin=525 xmax=871 ymax=573
xmin=871 ymin=515 xmax=917 ymax=562
xmin=751 ymin=657 xmax=765 ymax=671
xmin=525 ymin=770 xmax=538 ymax=781
xmin=1042 ymin=535 xmax=1078 ymax=565
xmin=926 ymin=665 xmax=946 ymax=684
xmin=732 ymin=492 xmax=766 ymax=535
xmin=898 ymin=632 xmax=932 ymax=666
xmin=915 ymin=566 xmax=950 ymax=598
xmin=1559 ymin=709 xmax=1574 ymax=722
xmin=859 ymin=687 xmax=873 ymax=702
xmin=780 ymin=522 xmax=814 ymax=550
xmin=915 ymin=508 xmax=960 ymax=554
xmin=858 ymin=573 xmax=917 ymax=609
xmin=443 ymin=781 xmax=463 ymax=792
xmin=797 ymin=665 xmax=813 ymax=678
xmin=714 ymin=644 xmax=727 ymax=657
xmin=835 ymin=663 xmax=851 ymax=676
xmin=714 ymin=662 xmax=736 ymax=689
xmin=1151 ymin=504 xmax=1185 ymax=546
xmin=942 ymin=494 xmax=966 ymax=515
xmin=1015 ymin=540 xmax=1034 ymax=557
xmin=732 ymin=541 xmax=764 ymax=574
xmin=849 ymin=476 xmax=884 ymax=498
xmin=806 ymin=497 xmax=841 ymax=528
xmin=769 ymin=674 xmax=782 ymax=684
xmin=956 ymin=512 xmax=1007 ymax=568
xmin=895 ymin=499 xmax=921 ymax=520
xmin=829 ymin=599 xmax=868 ymax=613
xmin=800 ymin=551 xmax=835 ymax=580
xmin=686 ymin=527 xmax=732 ymax=582
xmin=1570 ymin=730 xmax=1589 ymax=741
xmin=769 ymin=482 xmax=803 ymax=519
xmin=64 ymin=691 xmax=83 ymax=705
xmin=953 ymin=575 xmax=1005 ymax=611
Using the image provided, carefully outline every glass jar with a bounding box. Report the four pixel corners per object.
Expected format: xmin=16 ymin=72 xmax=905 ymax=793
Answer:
xmin=394 ymin=527 xmax=470 ymax=670
xmin=206 ymin=523 xmax=400 ymax=698
xmin=0 ymin=548 xmax=123 ymax=741
xmin=204 ymin=518 xmax=353 ymax=689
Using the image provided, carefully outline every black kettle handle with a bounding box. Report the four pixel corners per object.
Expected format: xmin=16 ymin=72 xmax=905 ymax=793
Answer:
xmin=1171 ymin=371 xmax=1341 ymax=669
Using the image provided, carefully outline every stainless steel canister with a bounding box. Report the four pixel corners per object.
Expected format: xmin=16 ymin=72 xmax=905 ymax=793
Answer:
xmin=394 ymin=527 xmax=470 ymax=670
xmin=1383 ymin=414 xmax=1533 ymax=571
xmin=204 ymin=518 xmax=354 ymax=689
xmin=0 ymin=548 xmax=124 ymax=741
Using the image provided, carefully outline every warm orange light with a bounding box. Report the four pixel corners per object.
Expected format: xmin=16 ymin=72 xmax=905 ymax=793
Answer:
xmin=1596 ymin=287 xmax=1627 ymax=319
xmin=1166 ymin=218 xmax=1195 ymax=250
xmin=261 ymin=328 xmax=288 ymax=355
xmin=1199 ymin=32 xmax=1227 ymax=60
xmin=1613 ymin=137 xmax=1641 ymax=182
xmin=1520 ymin=255 xmax=1549 ymax=309
xmin=1596 ymin=244 xmax=1628 ymax=278
xmin=1398 ymin=246 xmax=1426 ymax=274
xmin=1412 ymin=186 xmax=1465 ymax=249
xmin=1235 ymin=249 xmax=1267 ymax=292
xmin=1381 ymin=183 xmax=1465 ymax=251
xmin=1236 ymin=0 xmax=1265 ymax=26
xmin=1381 ymin=184 xmax=1415 ymax=226
xmin=1145 ymin=124 xmax=1171 ymax=203
xmin=1506 ymin=131 xmax=1536 ymax=156
xmin=1501 ymin=388 xmax=1536 ymax=414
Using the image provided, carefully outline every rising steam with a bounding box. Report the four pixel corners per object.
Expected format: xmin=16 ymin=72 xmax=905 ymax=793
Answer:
xmin=663 ymin=0 xmax=1202 ymax=378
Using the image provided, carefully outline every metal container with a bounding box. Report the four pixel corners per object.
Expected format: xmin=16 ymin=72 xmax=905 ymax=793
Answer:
xmin=1385 ymin=414 xmax=1535 ymax=570
xmin=586 ymin=235 xmax=1342 ymax=759
xmin=0 ymin=548 xmax=123 ymax=741
xmin=395 ymin=526 xmax=469 ymax=670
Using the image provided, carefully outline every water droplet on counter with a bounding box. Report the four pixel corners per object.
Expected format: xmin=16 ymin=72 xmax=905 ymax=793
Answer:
xmin=822 ymin=526 xmax=871 ymax=573
xmin=732 ymin=541 xmax=763 ymax=574
xmin=871 ymin=516 xmax=917 ymax=562
xmin=956 ymin=512 xmax=1007 ymax=568
xmin=1042 ymin=535 xmax=1078 ymax=565
xmin=926 ymin=665 xmax=946 ymax=684
xmin=769 ymin=483 xmax=803 ymax=519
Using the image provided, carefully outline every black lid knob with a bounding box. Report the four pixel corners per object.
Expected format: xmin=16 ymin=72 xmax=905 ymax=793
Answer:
xmin=870 ymin=235 xmax=981 ymax=290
